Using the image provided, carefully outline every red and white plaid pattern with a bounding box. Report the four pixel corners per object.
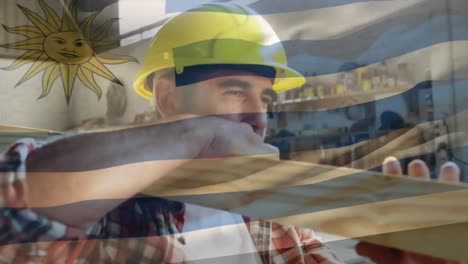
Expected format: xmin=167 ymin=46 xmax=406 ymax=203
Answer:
xmin=0 ymin=139 xmax=343 ymax=263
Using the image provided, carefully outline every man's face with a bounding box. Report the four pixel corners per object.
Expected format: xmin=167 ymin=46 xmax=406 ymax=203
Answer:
xmin=173 ymin=70 xmax=276 ymax=138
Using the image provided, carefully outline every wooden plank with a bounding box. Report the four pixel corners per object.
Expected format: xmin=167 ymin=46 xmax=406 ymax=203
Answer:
xmin=143 ymin=157 xmax=468 ymax=261
xmin=357 ymin=222 xmax=468 ymax=262
xmin=0 ymin=125 xmax=59 ymax=133
xmin=0 ymin=126 xmax=61 ymax=151
xmin=272 ymin=188 xmax=468 ymax=261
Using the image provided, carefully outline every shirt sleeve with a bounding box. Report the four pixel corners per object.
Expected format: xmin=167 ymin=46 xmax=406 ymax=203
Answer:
xmin=0 ymin=138 xmax=86 ymax=245
xmin=0 ymin=138 xmax=185 ymax=263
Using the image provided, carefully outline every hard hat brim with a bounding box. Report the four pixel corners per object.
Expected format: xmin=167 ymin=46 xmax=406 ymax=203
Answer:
xmin=134 ymin=63 xmax=305 ymax=100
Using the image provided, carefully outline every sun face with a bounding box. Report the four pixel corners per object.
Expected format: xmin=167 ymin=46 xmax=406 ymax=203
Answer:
xmin=44 ymin=32 xmax=93 ymax=64
xmin=0 ymin=0 xmax=137 ymax=103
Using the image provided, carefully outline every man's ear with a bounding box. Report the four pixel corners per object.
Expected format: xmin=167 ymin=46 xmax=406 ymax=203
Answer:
xmin=154 ymin=77 xmax=180 ymax=117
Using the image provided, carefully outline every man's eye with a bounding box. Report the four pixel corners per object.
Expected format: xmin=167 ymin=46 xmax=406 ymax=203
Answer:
xmin=262 ymin=96 xmax=273 ymax=105
xmin=56 ymin=39 xmax=65 ymax=44
xmin=75 ymin=42 xmax=83 ymax=47
xmin=225 ymin=90 xmax=244 ymax=97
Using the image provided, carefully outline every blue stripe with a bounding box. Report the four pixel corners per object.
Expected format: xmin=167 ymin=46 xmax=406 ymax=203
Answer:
xmin=163 ymin=171 xmax=464 ymax=219
xmin=286 ymin=15 xmax=468 ymax=75
xmin=269 ymin=79 xmax=465 ymax=150
xmin=166 ymin=0 xmax=390 ymax=14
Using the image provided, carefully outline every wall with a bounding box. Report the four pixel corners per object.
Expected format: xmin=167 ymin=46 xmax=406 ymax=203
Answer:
xmin=0 ymin=58 xmax=71 ymax=131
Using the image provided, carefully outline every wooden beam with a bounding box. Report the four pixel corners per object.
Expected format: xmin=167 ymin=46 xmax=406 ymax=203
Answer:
xmin=143 ymin=157 xmax=468 ymax=261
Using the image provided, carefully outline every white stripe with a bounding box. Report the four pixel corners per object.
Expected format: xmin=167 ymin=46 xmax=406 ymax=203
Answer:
xmin=263 ymin=0 xmax=425 ymax=40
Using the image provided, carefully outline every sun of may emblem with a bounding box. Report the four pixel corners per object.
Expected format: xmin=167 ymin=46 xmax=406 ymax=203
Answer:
xmin=0 ymin=0 xmax=137 ymax=103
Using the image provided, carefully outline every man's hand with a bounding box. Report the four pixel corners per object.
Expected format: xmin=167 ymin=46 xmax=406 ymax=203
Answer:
xmin=192 ymin=116 xmax=279 ymax=160
xmin=153 ymin=114 xmax=279 ymax=160
xmin=356 ymin=157 xmax=462 ymax=264
xmin=2 ymin=181 xmax=28 ymax=208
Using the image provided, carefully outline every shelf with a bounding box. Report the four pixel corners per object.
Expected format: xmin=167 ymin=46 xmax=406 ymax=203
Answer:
xmin=272 ymin=86 xmax=413 ymax=112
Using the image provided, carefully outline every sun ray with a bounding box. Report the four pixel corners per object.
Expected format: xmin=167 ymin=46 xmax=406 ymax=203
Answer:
xmin=77 ymin=66 xmax=102 ymax=99
xmin=0 ymin=37 xmax=45 ymax=51
xmin=61 ymin=0 xmax=79 ymax=32
xmin=59 ymin=63 xmax=78 ymax=103
xmin=38 ymin=0 xmax=61 ymax=30
xmin=80 ymin=11 xmax=100 ymax=39
xmin=93 ymin=18 xmax=118 ymax=41
xmin=1 ymin=25 xmax=44 ymax=38
xmin=16 ymin=53 xmax=55 ymax=86
xmin=81 ymin=57 xmax=121 ymax=84
xmin=40 ymin=64 xmax=60 ymax=98
xmin=17 ymin=5 xmax=55 ymax=35
xmin=93 ymin=40 xmax=120 ymax=53
xmin=1 ymin=50 xmax=43 ymax=70
xmin=96 ymin=52 xmax=138 ymax=64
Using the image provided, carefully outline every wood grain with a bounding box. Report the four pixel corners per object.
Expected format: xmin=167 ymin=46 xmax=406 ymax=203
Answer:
xmin=143 ymin=157 xmax=468 ymax=261
xmin=0 ymin=125 xmax=59 ymax=133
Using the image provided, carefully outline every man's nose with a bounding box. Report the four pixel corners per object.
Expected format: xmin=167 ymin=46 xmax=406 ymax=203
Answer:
xmin=239 ymin=98 xmax=268 ymax=135
xmin=239 ymin=111 xmax=268 ymax=135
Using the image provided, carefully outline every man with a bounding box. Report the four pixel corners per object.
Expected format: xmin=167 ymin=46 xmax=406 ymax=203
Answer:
xmin=0 ymin=3 xmax=461 ymax=263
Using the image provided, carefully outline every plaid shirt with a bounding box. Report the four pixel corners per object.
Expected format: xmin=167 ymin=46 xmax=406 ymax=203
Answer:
xmin=0 ymin=139 xmax=342 ymax=263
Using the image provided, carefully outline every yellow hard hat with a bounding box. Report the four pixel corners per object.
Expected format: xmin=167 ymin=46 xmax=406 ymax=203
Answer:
xmin=133 ymin=3 xmax=305 ymax=99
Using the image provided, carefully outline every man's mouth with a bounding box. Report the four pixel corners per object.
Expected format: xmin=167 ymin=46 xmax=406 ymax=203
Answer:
xmin=59 ymin=52 xmax=79 ymax=58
